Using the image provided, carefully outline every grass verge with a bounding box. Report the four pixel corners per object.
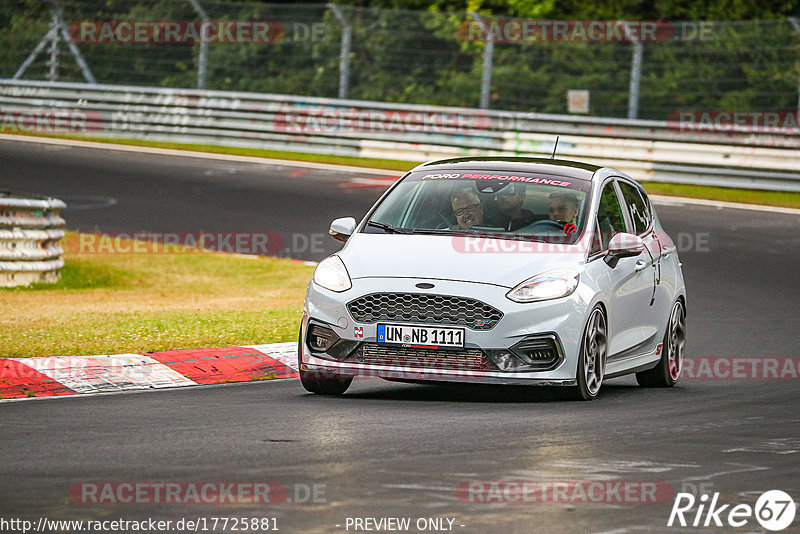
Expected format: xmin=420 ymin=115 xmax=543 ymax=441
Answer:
xmin=5 ymin=132 xmax=800 ymax=208
xmin=641 ymin=181 xmax=800 ymax=209
xmin=0 ymin=232 xmax=314 ymax=357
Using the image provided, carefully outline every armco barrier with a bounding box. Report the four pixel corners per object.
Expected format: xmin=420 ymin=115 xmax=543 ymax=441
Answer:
xmin=0 ymin=191 xmax=66 ymax=287
xmin=1 ymin=80 xmax=799 ymax=191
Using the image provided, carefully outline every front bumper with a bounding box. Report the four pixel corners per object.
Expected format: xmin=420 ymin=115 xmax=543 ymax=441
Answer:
xmin=301 ymin=276 xmax=592 ymax=385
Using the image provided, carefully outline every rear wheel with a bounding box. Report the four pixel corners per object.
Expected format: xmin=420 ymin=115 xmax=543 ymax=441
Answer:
xmin=636 ymin=300 xmax=686 ymax=388
xmin=564 ymin=306 xmax=607 ymax=401
xmin=298 ymin=331 xmax=353 ymax=395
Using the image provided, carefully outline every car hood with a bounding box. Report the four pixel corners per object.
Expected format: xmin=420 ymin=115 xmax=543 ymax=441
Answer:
xmin=338 ymin=233 xmax=586 ymax=288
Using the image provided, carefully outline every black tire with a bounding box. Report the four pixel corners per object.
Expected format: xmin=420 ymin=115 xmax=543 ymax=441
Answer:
xmin=297 ymin=330 xmax=353 ymax=395
xmin=637 ymin=300 xmax=686 ymax=388
xmin=563 ymin=305 xmax=607 ymax=401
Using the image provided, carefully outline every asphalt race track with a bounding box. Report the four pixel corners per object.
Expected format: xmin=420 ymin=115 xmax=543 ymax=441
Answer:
xmin=0 ymin=139 xmax=395 ymax=262
xmin=2 ymin=138 xmax=799 ymax=533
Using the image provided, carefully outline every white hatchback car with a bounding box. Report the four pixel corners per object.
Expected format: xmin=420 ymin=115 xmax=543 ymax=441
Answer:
xmin=298 ymin=157 xmax=686 ymax=400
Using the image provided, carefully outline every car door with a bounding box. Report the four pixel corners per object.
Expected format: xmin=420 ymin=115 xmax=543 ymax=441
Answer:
xmin=612 ymin=179 xmax=666 ymax=355
xmin=596 ymin=179 xmax=657 ymax=358
xmin=624 ymin=183 xmax=678 ymax=336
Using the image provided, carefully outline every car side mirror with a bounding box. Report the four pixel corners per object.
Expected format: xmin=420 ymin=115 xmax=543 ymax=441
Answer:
xmin=604 ymin=233 xmax=644 ymax=268
xmin=329 ymin=217 xmax=357 ymax=242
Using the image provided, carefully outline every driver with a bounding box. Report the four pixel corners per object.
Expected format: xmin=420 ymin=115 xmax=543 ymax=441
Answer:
xmin=548 ymin=192 xmax=580 ymax=225
xmin=488 ymin=183 xmax=537 ymax=231
xmin=450 ymin=188 xmax=485 ymax=229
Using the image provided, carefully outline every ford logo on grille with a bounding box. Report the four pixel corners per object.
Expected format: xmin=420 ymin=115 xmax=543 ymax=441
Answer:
xmin=415 ymin=282 xmax=435 ymax=289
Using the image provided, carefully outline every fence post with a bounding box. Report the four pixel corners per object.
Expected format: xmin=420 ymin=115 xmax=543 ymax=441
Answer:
xmin=53 ymin=2 xmax=96 ymax=84
xmin=327 ymin=3 xmax=351 ymax=99
xmin=788 ymin=17 xmax=800 ymax=115
xmin=187 ymin=0 xmax=209 ymax=89
xmin=468 ymin=11 xmax=494 ymax=109
xmin=622 ymin=22 xmax=644 ymax=119
xmin=624 ymin=23 xmax=643 ymax=120
xmin=14 ymin=1 xmax=96 ymax=84
xmin=47 ymin=12 xmax=60 ymax=81
xmin=628 ymin=42 xmax=643 ymax=119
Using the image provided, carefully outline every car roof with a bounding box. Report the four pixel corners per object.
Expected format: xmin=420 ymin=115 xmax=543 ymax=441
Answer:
xmin=413 ymin=157 xmax=600 ymax=181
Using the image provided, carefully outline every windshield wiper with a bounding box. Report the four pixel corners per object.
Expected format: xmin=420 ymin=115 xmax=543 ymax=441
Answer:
xmin=407 ymin=228 xmax=448 ymax=235
xmin=366 ymin=221 xmax=412 ymax=234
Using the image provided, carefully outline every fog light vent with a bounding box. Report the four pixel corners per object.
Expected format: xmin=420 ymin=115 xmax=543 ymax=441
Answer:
xmin=486 ymin=350 xmax=524 ymax=371
xmin=510 ymin=336 xmax=563 ymax=370
xmin=308 ymin=325 xmax=338 ymax=352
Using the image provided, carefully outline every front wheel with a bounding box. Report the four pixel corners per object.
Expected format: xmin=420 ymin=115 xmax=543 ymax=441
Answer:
xmin=298 ymin=331 xmax=353 ymax=395
xmin=564 ymin=306 xmax=607 ymax=401
xmin=636 ymin=300 xmax=686 ymax=388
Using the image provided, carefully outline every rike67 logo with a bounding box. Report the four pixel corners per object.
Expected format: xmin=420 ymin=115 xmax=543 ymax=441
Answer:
xmin=668 ymin=490 xmax=796 ymax=531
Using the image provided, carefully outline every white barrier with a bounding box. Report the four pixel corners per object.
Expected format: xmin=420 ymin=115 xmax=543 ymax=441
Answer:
xmin=0 ymin=192 xmax=66 ymax=287
xmin=1 ymin=80 xmax=799 ymax=191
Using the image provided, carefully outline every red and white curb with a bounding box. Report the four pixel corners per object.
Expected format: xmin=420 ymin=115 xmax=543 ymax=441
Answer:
xmin=0 ymin=343 xmax=299 ymax=401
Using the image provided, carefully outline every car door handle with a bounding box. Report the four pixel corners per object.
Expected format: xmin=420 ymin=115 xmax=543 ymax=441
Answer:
xmin=634 ymin=259 xmax=648 ymax=272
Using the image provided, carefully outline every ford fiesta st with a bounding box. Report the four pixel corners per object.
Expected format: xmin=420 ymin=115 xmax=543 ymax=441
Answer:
xmin=298 ymin=157 xmax=686 ymax=400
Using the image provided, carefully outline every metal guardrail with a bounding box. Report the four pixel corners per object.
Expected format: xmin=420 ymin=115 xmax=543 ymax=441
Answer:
xmin=1 ymin=80 xmax=799 ymax=191
xmin=0 ymin=191 xmax=66 ymax=287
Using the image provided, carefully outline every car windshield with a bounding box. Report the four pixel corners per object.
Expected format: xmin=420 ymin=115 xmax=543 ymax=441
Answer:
xmin=365 ymin=169 xmax=592 ymax=243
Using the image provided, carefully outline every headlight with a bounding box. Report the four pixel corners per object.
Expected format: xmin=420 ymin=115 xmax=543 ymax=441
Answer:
xmin=506 ymin=269 xmax=579 ymax=303
xmin=312 ymin=255 xmax=352 ymax=292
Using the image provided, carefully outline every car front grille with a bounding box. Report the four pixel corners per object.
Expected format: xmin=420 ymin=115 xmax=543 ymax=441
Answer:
xmin=347 ymin=343 xmax=491 ymax=372
xmin=346 ymin=292 xmax=503 ymax=330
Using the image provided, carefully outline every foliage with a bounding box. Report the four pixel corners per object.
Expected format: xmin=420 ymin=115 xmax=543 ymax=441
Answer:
xmin=0 ymin=0 xmax=797 ymax=119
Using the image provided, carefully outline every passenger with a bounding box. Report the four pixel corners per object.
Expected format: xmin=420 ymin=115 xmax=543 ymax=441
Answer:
xmin=489 ymin=183 xmax=537 ymax=231
xmin=548 ymin=191 xmax=580 ymax=225
xmin=450 ymin=188 xmax=485 ymax=229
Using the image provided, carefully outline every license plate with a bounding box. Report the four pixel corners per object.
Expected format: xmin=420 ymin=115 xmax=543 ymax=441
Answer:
xmin=377 ymin=324 xmax=464 ymax=348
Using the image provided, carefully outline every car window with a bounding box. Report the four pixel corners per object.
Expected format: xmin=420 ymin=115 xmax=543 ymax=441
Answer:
xmin=589 ymin=222 xmax=603 ymax=255
xmin=597 ymin=181 xmax=626 ymax=250
xmin=373 ymin=181 xmax=421 ymax=226
xmin=364 ymin=170 xmax=592 ymax=243
xmin=617 ymin=181 xmax=651 ymax=235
